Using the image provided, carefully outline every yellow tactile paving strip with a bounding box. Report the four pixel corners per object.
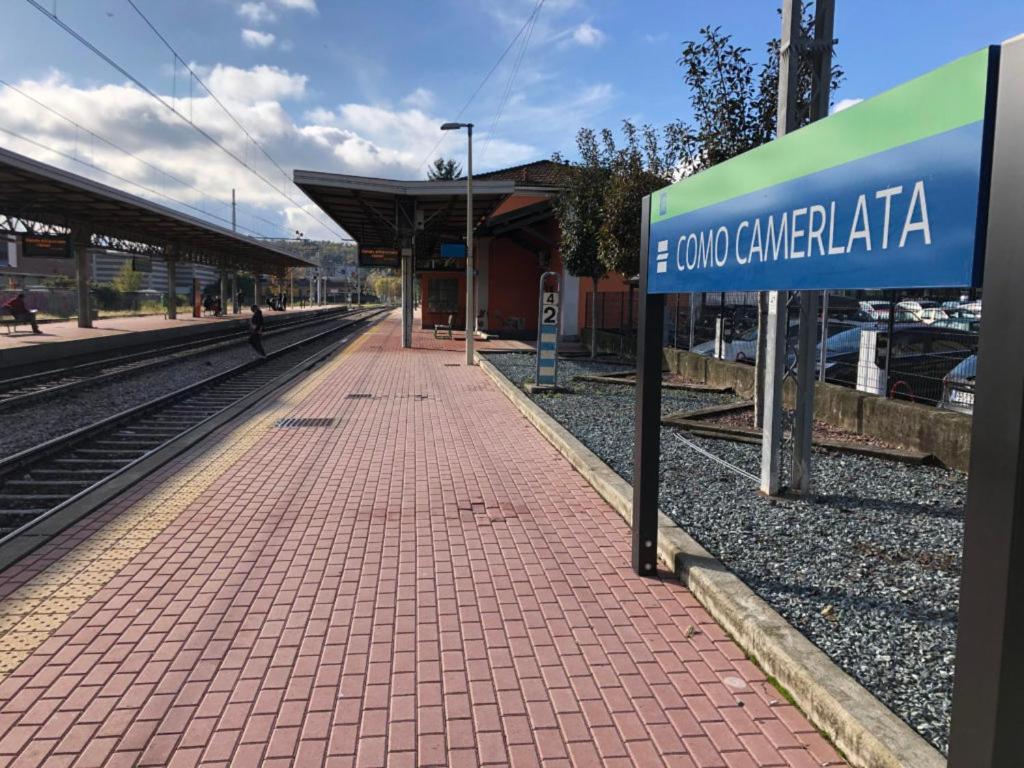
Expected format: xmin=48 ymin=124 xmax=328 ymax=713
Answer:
xmin=0 ymin=325 xmax=377 ymax=677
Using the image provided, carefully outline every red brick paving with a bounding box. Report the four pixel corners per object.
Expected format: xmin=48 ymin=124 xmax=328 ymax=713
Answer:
xmin=0 ymin=312 xmax=844 ymax=766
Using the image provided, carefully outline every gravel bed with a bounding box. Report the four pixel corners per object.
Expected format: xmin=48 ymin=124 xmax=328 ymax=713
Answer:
xmin=487 ymin=351 xmax=965 ymax=753
xmin=0 ymin=316 xmax=358 ymax=460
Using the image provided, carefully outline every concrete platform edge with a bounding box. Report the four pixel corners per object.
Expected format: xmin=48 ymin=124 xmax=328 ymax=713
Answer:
xmin=476 ymin=352 xmax=946 ymax=768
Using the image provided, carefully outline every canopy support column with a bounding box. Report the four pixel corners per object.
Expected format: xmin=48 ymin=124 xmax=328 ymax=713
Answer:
xmin=166 ymin=256 xmax=177 ymax=320
xmin=401 ymin=251 xmax=412 ymax=348
xmin=73 ymin=228 xmax=92 ymax=328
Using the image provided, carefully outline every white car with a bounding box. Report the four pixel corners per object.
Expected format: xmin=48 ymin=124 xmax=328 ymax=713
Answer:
xmin=918 ymin=308 xmax=949 ymax=324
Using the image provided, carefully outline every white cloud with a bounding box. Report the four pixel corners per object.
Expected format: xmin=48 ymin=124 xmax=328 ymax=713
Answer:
xmin=241 ymin=29 xmax=276 ymax=48
xmin=0 ymin=67 xmax=539 ymax=241
xmin=833 ymin=97 xmax=863 ymax=113
xmin=205 ymin=64 xmax=306 ymax=102
xmin=273 ymin=0 xmax=318 ymax=13
xmin=570 ymin=22 xmax=605 ymax=47
xmin=237 ymin=2 xmax=276 ymax=24
xmin=402 ymin=87 xmax=435 ymax=110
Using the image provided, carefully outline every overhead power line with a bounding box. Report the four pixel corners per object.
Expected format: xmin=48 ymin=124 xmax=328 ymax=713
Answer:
xmin=417 ymin=0 xmax=546 ymax=173
xmin=23 ymin=0 xmax=346 ymax=240
xmin=0 ymin=78 xmax=290 ymax=239
xmin=480 ymin=0 xmax=543 ymax=164
xmin=0 ymin=123 xmax=276 ymax=239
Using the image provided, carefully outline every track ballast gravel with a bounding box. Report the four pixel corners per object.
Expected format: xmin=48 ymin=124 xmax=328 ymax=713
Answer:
xmin=487 ymin=351 xmax=964 ymax=754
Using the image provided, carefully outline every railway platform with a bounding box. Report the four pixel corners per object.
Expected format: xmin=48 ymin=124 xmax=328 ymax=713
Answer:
xmin=0 ymin=304 xmax=351 ymax=371
xmin=0 ymin=311 xmax=842 ymax=767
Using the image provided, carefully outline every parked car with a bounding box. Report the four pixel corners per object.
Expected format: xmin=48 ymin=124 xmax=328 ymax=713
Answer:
xmin=958 ymin=300 xmax=982 ymax=317
xmin=858 ymin=300 xmax=918 ymax=323
xmin=897 ymin=299 xmax=940 ymax=318
xmin=824 ymin=325 xmax=976 ymax=404
xmin=694 ymin=320 xmax=856 ymax=366
xmin=940 ymin=355 xmax=976 ymax=414
xmin=918 ymin=307 xmax=950 ymax=324
xmin=932 ymin=317 xmax=981 ymax=334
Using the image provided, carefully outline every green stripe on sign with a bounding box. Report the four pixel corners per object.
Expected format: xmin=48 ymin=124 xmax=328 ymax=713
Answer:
xmin=651 ymin=47 xmax=991 ymax=223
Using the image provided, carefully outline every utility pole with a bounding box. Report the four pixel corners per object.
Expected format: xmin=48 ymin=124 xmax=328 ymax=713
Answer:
xmin=760 ymin=0 xmax=836 ymax=495
xmin=759 ymin=0 xmax=802 ymax=495
xmin=790 ymin=0 xmax=834 ymax=493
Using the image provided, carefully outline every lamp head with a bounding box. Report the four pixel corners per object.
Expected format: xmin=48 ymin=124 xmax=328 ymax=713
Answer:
xmin=440 ymin=122 xmax=472 ymax=130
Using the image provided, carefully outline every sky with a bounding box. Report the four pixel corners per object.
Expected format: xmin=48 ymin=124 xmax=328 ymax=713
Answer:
xmin=0 ymin=0 xmax=1021 ymax=242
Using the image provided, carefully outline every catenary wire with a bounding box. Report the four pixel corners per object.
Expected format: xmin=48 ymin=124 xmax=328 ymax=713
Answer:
xmin=0 ymin=124 xmax=276 ymax=240
xmin=480 ymin=0 xmax=543 ymax=164
xmin=0 ymin=78 xmax=291 ymax=238
xmin=416 ymin=0 xmax=546 ymax=173
xmin=23 ymin=0 xmax=346 ymax=240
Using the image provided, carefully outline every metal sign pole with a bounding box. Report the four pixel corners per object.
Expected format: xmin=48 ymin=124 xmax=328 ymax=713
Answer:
xmin=948 ymin=37 xmax=1019 ymax=766
xmin=632 ymin=195 xmax=663 ymax=577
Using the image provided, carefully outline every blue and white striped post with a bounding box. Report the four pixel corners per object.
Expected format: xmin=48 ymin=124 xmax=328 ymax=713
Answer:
xmin=535 ymin=271 xmax=560 ymax=388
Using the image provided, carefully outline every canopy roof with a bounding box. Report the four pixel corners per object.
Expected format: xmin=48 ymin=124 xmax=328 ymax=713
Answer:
xmin=292 ymin=171 xmax=516 ymax=259
xmin=0 ymin=146 xmax=311 ymax=273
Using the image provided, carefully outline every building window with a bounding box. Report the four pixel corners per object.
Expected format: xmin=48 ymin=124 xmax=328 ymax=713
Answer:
xmin=428 ymin=278 xmax=458 ymax=313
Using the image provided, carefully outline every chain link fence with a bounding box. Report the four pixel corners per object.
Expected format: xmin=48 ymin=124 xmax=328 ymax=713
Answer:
xmin=582 ymin=288 xmax=981 ymax=412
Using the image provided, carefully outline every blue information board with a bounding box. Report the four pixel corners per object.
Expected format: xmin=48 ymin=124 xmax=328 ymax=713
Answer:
xmin=646 ymin=48 xmax=997 ymax=294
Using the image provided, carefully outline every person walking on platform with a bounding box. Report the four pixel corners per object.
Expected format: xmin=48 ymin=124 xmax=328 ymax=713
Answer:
xmin=3 ymin=293 xmax=41 ymax=333
xmin=248 ymin=304 xmax=266 ymax=357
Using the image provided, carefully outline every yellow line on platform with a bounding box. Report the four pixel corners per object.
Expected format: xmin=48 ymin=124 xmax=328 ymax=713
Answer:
xmin=0 ymin=328 xmax=374 ymax=677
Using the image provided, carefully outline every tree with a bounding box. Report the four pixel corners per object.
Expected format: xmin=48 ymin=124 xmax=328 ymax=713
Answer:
xmin=112 ymin=261 xmax=142 ymax=294
xmin=598 ymin=121 xmax=680 ymax=277
xmin=427 ymin=157 xmax=463 ymax=180
xmin=676 ymin=10 xmax=844 ymax=176
xmin=553 ymin=129 xmax=611 ymax=358
xmin=675 ymin=8 xmax=844 ymax=423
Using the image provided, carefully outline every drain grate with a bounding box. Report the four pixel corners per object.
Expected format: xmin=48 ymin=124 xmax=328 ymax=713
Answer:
xmin=347 ymin=393 xmax=373 ymax=399
xmin=275 ymin=417 xmax=336 ymax=428
xmin=444 ymin=363 xmax=460 ymax=367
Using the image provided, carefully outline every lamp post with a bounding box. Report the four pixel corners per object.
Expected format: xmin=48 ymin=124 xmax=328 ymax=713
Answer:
xmin=441 ymin=121 xmax=474 ymax=365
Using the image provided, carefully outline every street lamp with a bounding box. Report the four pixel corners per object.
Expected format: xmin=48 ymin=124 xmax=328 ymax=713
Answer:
xmin=440 ymin=121 xmax=475 ymax=365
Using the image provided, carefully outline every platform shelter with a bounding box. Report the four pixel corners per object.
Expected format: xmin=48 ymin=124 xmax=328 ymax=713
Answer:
xmin=0 ymin=146 xmax=311 ymax=327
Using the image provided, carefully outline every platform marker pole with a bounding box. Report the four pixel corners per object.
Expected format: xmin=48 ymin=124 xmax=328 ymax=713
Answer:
xmin=632 ymin=195 xmax=663 ymax=577
xmin=534 ymin=272 xmax=560 ymax=388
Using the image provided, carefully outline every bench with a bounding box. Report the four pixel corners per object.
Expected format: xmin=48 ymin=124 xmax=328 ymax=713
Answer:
xmin=434 ymin=313 xmax=454 ymax=340
xmin=1 ymin=307 xmax=34 ymax=334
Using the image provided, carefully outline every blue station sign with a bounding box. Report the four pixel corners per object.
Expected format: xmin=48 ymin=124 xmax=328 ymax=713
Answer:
xmin=646 ymin=47 xmax=998 ymax=294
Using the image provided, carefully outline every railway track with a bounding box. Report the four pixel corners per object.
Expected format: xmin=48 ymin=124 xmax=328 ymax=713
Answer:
xmin=0 ymin=306 xmax=387 ymax=566
xmin=0 ymin=306 xmax=355 ymax=411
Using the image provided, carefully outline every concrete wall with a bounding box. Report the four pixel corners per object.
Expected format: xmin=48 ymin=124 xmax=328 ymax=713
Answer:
xmin=580 ymin=330 xmax=974 ymax=471
xmin=660 ymin=347 xmax=972 ymax=471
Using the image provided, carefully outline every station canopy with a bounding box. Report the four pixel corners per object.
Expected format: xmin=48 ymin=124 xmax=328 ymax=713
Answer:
xmin=293 ymin=170 xmax=517 ymax=263
xmin=0 ymin=146 xmax=312 ymax=273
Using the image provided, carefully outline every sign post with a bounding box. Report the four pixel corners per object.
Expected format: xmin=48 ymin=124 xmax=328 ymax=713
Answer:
xmin=947 ymin=34 xmax=1020 ymax=767
xmin=525 ymin=271 xmax=564 ymax=394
